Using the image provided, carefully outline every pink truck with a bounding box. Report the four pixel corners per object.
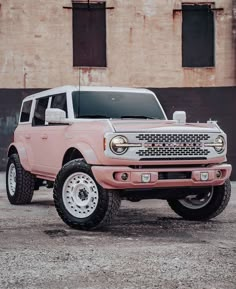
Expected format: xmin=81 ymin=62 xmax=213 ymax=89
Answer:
xmin=6 ymin=86 xmax=232 ymax=230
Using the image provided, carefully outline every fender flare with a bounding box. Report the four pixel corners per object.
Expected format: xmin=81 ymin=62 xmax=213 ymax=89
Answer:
xmin=8 ymin=143 xmax=31 ymax=172
xmin=64 ymin=142 xmax=100 ymax=165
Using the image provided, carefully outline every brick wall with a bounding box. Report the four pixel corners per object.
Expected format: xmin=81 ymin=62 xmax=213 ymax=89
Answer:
xmin=0 ymin=0 xmax=235 ymax=88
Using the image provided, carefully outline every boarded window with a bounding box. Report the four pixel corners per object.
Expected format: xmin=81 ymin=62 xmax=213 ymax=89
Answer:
xmin=182 ymin=5 xmax=214 ymax=67
xmin=20 ymin=100 xmax=32 ymax=122
xmin=73 ymin=2 xmax=106 ymax=67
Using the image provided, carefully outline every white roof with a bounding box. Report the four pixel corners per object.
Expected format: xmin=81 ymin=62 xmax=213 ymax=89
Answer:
xmin=23 ymin=86 xmax=154 ymax=101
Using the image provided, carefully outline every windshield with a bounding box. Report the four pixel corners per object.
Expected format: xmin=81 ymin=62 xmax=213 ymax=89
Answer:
xmin=72 ymin=91 xmax=166 ymax=119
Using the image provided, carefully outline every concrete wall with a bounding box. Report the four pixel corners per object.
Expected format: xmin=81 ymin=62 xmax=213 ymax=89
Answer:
xmin=0 ymin=0 xmax=235 ymax=88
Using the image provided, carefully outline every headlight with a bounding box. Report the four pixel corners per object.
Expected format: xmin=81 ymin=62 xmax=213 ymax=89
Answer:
xmin=215 ymin=135 xmax=225 ymax=153
xmin=110 ymin=136 xmax=128 ymax=155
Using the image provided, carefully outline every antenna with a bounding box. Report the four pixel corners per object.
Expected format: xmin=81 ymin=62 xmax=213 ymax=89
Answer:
xmin=78 ymin=67 xmax=81 ymax=118
xmin=78 ymin=67 xmax=81 ymax=105
xmin=79 ymin=67 xmax=81 ymax=89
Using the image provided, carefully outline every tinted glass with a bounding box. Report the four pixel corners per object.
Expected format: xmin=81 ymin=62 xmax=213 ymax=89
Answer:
xmin=33 ymin=97 xmax=49 ymax=126
xmin=51 ymin=93 xmax=68 ymax=117
xmin=72 ymin=91 xmax=165 ymax=119
xmin=20 ymin=100 xmax=32 ymax=122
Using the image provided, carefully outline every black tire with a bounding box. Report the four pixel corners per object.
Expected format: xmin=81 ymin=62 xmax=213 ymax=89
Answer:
xmin=53 ymin=159 xmax=121 ymax=230
xmin=6 ymin=154 xmax=35 ymax=205
xmin=167 ymin=179 xmax=231 ymax=221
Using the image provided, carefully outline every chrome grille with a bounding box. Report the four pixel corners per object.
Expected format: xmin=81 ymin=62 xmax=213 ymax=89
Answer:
xmin=136 ymin=133 xmax=210 ymax=158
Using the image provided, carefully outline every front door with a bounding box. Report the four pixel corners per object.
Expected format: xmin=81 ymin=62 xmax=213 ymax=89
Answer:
xmin=30 ymin=93 xmax=69 ymax=178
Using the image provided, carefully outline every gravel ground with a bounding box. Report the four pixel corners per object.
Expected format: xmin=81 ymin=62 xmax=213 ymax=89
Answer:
xmin=0 ymin=172 xmax=235 ymax=289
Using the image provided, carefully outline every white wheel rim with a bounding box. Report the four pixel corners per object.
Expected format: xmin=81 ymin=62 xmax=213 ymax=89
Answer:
xmin=179 ymin=189 xmax=213 ymax=210
xmin=8 ymin=163 xmax=16 ymax=196
xmin=62 ymin=172 xmax=99 ymax=218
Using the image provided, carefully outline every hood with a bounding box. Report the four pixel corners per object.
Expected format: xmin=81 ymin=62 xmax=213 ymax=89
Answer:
xmin=108 ymin=119 xmax=221 ymax=134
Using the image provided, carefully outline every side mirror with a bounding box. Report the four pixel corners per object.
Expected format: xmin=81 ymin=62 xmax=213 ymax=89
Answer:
xmin=45 ymin=108 xmax=67 ymax=124
xmin=173 ymin=111 xmax=186 ymax=124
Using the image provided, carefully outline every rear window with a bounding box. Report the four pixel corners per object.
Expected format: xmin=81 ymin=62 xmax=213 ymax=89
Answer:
xmin=20 ymin=100 xmax=32 ymax=122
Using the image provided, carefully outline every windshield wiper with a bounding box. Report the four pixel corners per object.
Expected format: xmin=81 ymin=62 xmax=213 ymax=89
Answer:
xmin=120 ymin=115 xmax=155 ymax=119
xmin=79 ymin=114 xmax=109 ymax=119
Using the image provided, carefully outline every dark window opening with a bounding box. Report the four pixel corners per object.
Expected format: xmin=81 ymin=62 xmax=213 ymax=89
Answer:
xmin=182 ymin=4 xmax=214 ymax=67
xmin=73 ymin=2 xmax=106 ymax=67
xmin=51 ymin=93 xmax=68 ymax=117
xmin=20 ymin=100 xmax=32 ymax=122
xmin=33 ymin=97 xmax=49 ymax=126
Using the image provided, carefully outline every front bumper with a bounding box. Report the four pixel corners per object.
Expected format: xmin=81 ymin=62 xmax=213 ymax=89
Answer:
xmin=91 ymin=164 xmax=232 ymax=189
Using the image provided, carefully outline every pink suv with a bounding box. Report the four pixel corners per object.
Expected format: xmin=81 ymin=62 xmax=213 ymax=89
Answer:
xmin=6 ymin=86 xmax=232 ymax=230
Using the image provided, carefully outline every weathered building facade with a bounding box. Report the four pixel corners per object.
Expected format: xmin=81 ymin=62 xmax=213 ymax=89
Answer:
xmin=0 ymin=0 xmax=236 ymax=178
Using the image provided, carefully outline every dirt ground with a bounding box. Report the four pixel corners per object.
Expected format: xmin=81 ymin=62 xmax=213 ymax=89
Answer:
xmin=0 ymin=172 xmax=235 ymax=289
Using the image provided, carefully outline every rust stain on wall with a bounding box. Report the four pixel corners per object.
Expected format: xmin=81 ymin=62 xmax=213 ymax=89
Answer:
xmin=80 ymin=67 xmax=93 ymax=84
xmin=173 ymin=10 xmax=181 ymax=19
xmin=81 ymin=67 xmax=92 ymax=74
xmin=183 ymin=67 xmax=216 ymax=87
xmin=129 ymin=27 xmax=133 ymax=43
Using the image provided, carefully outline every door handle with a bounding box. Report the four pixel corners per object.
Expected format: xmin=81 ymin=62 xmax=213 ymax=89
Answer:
xmin=25 ymin=134 xmax=31 ymax=139
xmin=41 ymin=134 xmax=48 ymax=139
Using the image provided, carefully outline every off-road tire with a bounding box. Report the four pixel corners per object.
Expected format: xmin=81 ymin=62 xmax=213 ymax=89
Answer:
xmin=53 ymin=159 xmax=121 ymax=230
xmin=167 ymin=179 xmax=231 ymax=221
xmin=6 ymin=154 xmax=35 ymax=204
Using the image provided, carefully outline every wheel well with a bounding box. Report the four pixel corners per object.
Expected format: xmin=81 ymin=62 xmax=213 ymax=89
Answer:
xmin=8 ymin=146 xmax=18 ymax=157
xmin=62 ymin=148 xmax=84 ymax=166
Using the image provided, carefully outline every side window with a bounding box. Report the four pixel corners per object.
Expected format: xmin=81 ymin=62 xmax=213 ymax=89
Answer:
xmin=51 ymin=93 xmax=68 ymax=117
xmin=20 ymin=100 xmax=32 ymax=123
xmin=32 ymin=97 xmax=49 ymax=126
